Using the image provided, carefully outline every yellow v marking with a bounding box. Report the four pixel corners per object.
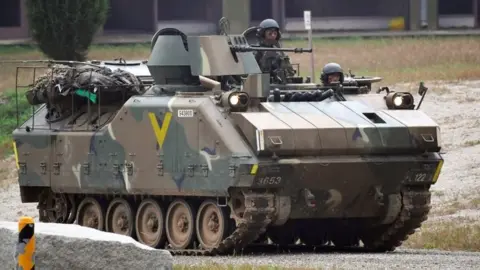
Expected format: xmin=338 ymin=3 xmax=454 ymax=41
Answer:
xmin=148 ymin=112 xmax=172 ymax=148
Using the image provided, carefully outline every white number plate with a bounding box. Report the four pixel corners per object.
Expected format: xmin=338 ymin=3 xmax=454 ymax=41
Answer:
xmin=178 ymin=109 xmax=194 ymax=118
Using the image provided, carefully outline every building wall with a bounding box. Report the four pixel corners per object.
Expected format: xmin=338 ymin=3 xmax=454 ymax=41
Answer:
xmin=0 ymin=0 xmax=479 ymax=41
xmin=285 ymin=0 xmax=408 ymax=17
xmin=438 ymin=0 xmax=476 ymax=28
xmin=251 ymin=1 xmax=272 ymax=21
xmin=0 ymin=0 xmax=28 ymax=40
xmin=104 ymin=0 xmax=156 ymax=33
xmin=439 ymin=0 xmax=473 ymax=14
xmin=155 ymin=0 xmax=222 ymax=34
xmin=282 ymin=0 xmax=409 ymax=31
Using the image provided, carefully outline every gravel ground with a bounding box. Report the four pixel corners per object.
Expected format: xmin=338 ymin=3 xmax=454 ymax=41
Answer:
xmin=1 ymin=80 xmax=480 ymax=269
xmin=173 ymin=248 xmax=480 ymax=269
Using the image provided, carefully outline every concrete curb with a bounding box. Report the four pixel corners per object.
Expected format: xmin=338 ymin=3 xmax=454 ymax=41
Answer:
xmin=0 ymin=221 xmax=173 ymax=270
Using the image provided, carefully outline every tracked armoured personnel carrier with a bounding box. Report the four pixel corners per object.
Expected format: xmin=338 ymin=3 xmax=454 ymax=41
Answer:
xmin=12 ymin=21 xmax=443 ymax=256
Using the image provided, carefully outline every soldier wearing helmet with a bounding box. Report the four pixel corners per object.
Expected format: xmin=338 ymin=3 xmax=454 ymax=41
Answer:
xmin=256 ymin=18 xmax=282 ymax=46
xmin=254 ymin=18 xmax=296 ymax=83
xmin=320 ymin=62 xmax=344 ymax=86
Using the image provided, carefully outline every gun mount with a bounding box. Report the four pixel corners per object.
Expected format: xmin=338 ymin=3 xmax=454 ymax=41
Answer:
xmin=146 ymin=24 xmax=313 ymax=97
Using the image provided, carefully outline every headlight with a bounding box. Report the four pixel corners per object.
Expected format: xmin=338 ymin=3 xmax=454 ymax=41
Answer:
xmin=393 ymin=96 xmax=403 ymax=106
xmin=221 ymin=90 xmax=250 ymax=111
xmin=385 ymin=92 xmax=415 ymax=109
xmin=229 ymin=95 xmax=239 ymax=106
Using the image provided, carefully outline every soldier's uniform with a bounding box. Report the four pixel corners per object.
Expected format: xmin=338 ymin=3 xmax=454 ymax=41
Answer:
xmin=254 ymin=19 xmax=296 ymax=82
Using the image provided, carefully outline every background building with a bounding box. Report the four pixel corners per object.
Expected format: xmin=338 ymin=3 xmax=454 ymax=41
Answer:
xmin=1 ymin=0 xmax=479 ymax=40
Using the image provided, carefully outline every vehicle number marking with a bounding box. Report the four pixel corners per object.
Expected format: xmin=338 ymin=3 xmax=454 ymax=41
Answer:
xmin=256 ymin=176 xmax=282 ymax=185
xmin=413 ymin=172 xmax=427 ymax=182
xmin=178 ymin=109 xmax=194 ymax=118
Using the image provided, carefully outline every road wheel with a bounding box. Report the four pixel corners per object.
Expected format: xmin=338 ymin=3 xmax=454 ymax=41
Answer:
xmin=196 ymin=199 xmax=229 ymax=249
xmin=166 ymin=199 xmax=196 ymax=249
xmin=77 ymin=197 xmax=106 ymax=231
xmin=135 ymin=198 xmax=166 ymax=248
xmin=106 ymin=198 xmax=136 ymax=238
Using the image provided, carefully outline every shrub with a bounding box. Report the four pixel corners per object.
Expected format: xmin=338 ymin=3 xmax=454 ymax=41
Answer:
xmin=25 ymin=0 xmax=109 ymax=61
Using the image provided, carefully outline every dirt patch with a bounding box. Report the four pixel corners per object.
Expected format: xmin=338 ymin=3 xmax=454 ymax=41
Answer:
xmin=0 ymin=156 xmax=16 ymax=189
xmin=393 ymin=80 xmax=480 ymax=213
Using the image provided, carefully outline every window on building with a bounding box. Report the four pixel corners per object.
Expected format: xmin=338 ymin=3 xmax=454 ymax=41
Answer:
xmin=157 ymin=0 xmax=208 ymax=20
xmin=0 ymin=0 xmax=21 ymax=27
xmin=439 ymin=0 xmax=473 ymax=15
xmin=250 ymin=1 xmax=272 ymax=22
xmin=104 ymin=0 xmax=154 ymax=32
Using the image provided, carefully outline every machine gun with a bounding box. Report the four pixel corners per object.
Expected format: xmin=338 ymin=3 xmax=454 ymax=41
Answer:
xmin=218 ymin=17 xmax=311 ymax=85
xmin=266 ymin=81 xmax=348 ymax=103
xmin=230 ymin=45 xmax=312 ymax=53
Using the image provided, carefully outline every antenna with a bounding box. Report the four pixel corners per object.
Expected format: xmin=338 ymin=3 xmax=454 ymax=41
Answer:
xmin=219 ymin=17 xmax=231 ymax=36
xmin=416 ymin=82 xmax=428 ymax=110
xmin=219 ymin=17 xmax=236 ymax=50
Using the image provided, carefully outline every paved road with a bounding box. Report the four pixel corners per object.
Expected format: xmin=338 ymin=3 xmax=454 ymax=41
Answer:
xmin=173 ymin=248 xmax=480 ymax=269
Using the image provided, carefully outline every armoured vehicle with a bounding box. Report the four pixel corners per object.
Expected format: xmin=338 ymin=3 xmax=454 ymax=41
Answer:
xmin=11 ymin=20 xmax=443 ymax=256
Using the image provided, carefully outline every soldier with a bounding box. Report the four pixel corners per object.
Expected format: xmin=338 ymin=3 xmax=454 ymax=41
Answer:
xmin=254 ymin=19 xmax=296 ymax=83
xmin=320 ymin=62 xmax=345 ymax=86
xmin=256 ymin=18 xmax=282 ymax=47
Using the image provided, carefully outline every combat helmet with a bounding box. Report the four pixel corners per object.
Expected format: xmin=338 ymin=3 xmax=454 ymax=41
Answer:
xmin=320 ymin=62 xmax=344 ymax=84
xmin=257 ymin=18 xmax=281 ymax=40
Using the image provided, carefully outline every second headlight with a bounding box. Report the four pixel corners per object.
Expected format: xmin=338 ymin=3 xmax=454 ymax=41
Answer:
xmin=385 ymin=92 xmax=415 ymax=109
xmin=221 ymin=90 xmax=250 ymax=111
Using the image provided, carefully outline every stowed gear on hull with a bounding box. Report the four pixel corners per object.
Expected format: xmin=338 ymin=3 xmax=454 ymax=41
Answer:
xmin=12 ymin=20 xmax=443 ymax=255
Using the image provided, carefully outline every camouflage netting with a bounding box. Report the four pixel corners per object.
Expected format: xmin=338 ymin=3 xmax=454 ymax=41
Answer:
xmin=25 ymin=64 xmax=146 ymax=120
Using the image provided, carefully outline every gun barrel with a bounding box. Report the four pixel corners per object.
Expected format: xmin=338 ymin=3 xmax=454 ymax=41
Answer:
xmin=0 ymin=59 xmax=102 ymax=68
xmin=267 ymin=88 xmax=335 ymax=102
xmin=231 ymin=45 xmax=312 ymax=53
xmin=268 ymin=86 xmax=362 ymax=93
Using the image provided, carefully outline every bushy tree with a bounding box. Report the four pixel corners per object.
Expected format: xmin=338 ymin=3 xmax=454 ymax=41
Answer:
xmin=25 ymin=0 xmax=109 ymax=61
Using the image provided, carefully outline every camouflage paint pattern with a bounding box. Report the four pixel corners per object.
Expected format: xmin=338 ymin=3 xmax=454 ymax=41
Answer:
xmin=13 ymin=93 xmax=443 ymax=219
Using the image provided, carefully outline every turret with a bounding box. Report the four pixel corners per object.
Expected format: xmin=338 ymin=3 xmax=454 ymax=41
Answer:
xmin=147 ymin=28 xmax=200 ymax=86
xmin=145 ymin=17 xmax=313 ymax=96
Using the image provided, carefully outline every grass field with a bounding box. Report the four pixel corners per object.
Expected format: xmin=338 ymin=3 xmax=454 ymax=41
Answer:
xmin=404 ymin=220 xmax=480 ymax=251
xmin=0 ymin=36 xmax=480 ymax=90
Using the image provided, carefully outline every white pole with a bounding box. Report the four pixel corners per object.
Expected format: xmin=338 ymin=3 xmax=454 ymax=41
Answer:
xmin=420 ymin=0 xmax=428 ymax=28
xmin=304 ymin=10 xmax=315 ymax=82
